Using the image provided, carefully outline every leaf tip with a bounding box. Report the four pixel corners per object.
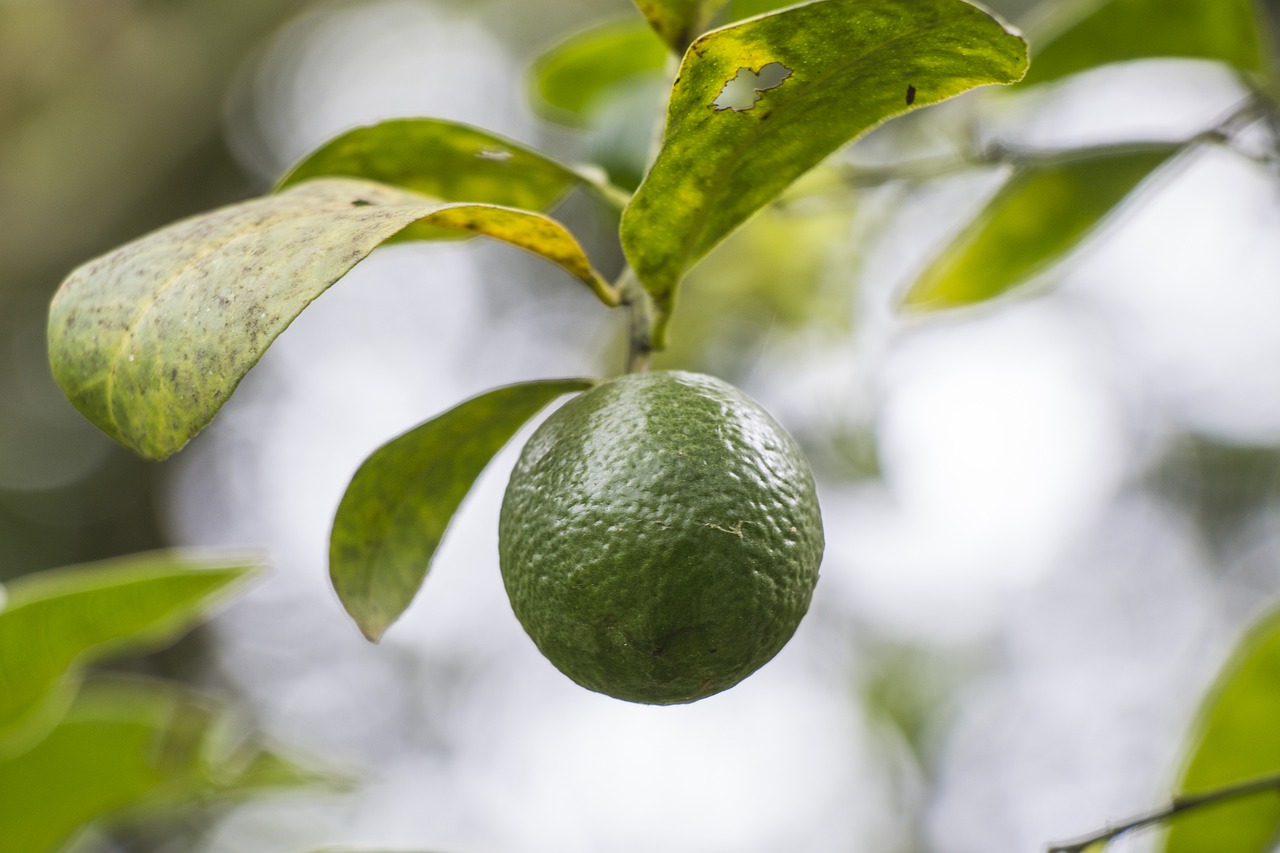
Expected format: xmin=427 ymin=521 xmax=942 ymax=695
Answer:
xmin=357 ymin=619 xmax=389 ymax=644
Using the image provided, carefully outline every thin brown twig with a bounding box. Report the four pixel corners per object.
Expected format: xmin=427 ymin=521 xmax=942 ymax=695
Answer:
xmin=1046 ymin=773 xmax=1280 ymax=852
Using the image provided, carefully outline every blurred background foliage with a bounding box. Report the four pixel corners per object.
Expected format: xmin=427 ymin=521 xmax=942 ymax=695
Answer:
xmin=7 ymin=0 xmax=1280 ymax=852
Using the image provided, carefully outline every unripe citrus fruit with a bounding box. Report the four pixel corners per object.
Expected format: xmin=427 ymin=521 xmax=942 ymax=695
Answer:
xmin=498 ymin=370 xmax=823 ymax=705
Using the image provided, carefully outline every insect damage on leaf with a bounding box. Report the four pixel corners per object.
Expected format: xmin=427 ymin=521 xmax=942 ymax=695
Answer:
xmin=712 ymin=62 xmax=792 ymax=112
xmin=906 ymin=84 xmax=916 ymax=104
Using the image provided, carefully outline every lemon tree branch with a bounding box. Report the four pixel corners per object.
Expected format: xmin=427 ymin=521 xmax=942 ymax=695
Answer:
xmin=1047 ymin=773 xmax=1280 ymax=853
xmin=618 ymin=268 xmax=656 ymax=373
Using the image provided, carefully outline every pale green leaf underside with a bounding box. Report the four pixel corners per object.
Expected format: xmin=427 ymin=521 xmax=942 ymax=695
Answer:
xmin=620 ymin=0 xmax=1028 ymax=345
xmin=0 ymin=676 xmax=322 ymax=853
xmin=276 ymin=118 xmax=599 ymax=213
xmin=1161 ymin=603 xmax=1280 ymax=853
xmin=0 ymin=551 xmax=260 ymax=756
xmin=331 ymin=379 xmax=596 ymax=641
xmin=903 ymin=144 xmax=1179 ymax=310
xmin=48 ymin=178 xmax=612 ymax=460
xmin=532 ymin=20 xmax=669 ymax=126
xmin=633 ymin=0 xmax=730 ymax=52
xmin=1022 ymin=0 xmax=1268 ymax=87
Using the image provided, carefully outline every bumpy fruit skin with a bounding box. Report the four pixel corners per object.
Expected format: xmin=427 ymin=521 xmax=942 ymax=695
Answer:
xmin=499 ymin=370 xmax=824 ymax=704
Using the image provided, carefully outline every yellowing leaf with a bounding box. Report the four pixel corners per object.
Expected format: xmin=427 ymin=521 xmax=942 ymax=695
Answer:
xmin=48 ymin=178 xmax=613 ymax=460
xmin=904 ymin=145 xmax=1179 ymax=310
xmin=331 ymin=379 xmax=596 ymax=641
xmin=620 ymin=0 xmax=1028 ymax=345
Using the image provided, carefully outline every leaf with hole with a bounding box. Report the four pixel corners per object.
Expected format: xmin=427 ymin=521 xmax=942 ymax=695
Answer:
xmin=903 ymin=144 xmax=1179 ymax=310
xmin=633 ymin=0 xmax=730 ymax=53
xmin=0 ymin=551 xmax=260 ymax=756
xmin=1161 ymin=602 xmax=1280 ymax=853
xmin=531 ymin=20 xmax=669 ymax=127
xmin=331 ymin=378 xmax=597 ymax=641
xmin=49 ymin=177 xmax=613 ymax=460
xmin=1021 ymin=0 xmax=1269 ymax=87
xmin=620 ymin=0 xmax=1028 ymax=345
xmin=277 ymin=118 xmax=611 ymax=213
xmin=0 ymin=676 xmax=327 ymax=853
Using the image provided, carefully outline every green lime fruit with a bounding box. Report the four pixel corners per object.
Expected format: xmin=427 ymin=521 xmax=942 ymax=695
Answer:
xmin=498 ymin=370 xmax=824 ymax=705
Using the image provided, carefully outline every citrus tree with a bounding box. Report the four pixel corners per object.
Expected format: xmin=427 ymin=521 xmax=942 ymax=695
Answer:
xmin=7 ymin=0 xmax=1280 ymax=850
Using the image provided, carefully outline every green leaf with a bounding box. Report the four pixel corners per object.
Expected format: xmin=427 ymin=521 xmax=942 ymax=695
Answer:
xmin=0 ymin=677 xmax=325 ymax=853
xmin=276 ymin=118 xmax=603 ymax=212
xmin=1022 ymin=0 xmax=1269 ymax=87
xmin=0 ymin=551 xmax=260 ymax=755
xmin=903 ymin=144 xmax=1179 ymax=310
xmin=49 ymin=177 xmax=614 ymax=461
xmin=620 ymin=0 xmax=1028 ymax=345
xmin=531 ymin=20 xmax=669 ymax=127
xmin=331 ymin=379 xmax=596 ymax=641
xmin=1162 ymin=603 xmax=1280 ymax=853
xmin=633 ymin=0 xmax=730 ymax=53
xmin=725 ymin=0 xmax=799 ymax=19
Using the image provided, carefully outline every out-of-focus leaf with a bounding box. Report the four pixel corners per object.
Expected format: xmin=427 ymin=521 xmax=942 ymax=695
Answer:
xmin=531 ymin=21 xmax=668 ymax=127
xmin=0 ymin=551 xmax=260 ymax=755
xmin=49 ymin=177 xmax=613 ymax=461
xmin=903 ymin=144 xmax=1179 ymax=310
xmin=620 ymin=0 xmax=1028 ymax=345
xmin=0 ymin=677 xmax=327 ymax=853
xmin=633 ymin=0 xmax=730 ymax=53
xmin=1161 ymin=603 xmax=1280 ymax=853
xmin=1022 ymin=0 xmax=1269 ymax=87
xmin=331 ymin=379 xmax=595 ymax=641
xmin=725 ymin=0 xmax=798 ymax=19
xmin=588 ymin=76 xmax=672 ymax=192
xmin=276 ymin=118 xmax=603 ymax=211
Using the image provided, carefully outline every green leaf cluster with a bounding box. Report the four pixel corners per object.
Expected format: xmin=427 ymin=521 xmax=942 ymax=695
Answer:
xmin=46 ymin=0 xmax=1029 ymax=641
xmin=35 ymin=0 xmax=1280 ymax=848
xmin=0 ymin=552 xmax=325 ymax=853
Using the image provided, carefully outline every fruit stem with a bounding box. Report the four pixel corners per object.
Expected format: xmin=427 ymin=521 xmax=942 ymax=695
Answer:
xmin=618 ymin=268 xmax=654 ymax=373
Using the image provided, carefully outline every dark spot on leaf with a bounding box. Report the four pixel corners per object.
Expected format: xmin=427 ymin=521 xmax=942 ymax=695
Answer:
xmin=351 ymin=199 xmax=373 ymax=207
xmin=906 ymin=84 xmax=916 ymax=105
xmin=712 ymin=63 xmax=792 ymax=112
xmin=651 ymin=647 xmax=665 ymax=657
